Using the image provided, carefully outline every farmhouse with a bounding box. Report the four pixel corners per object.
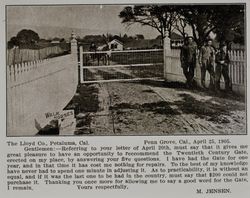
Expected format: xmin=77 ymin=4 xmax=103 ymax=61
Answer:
xmin=108 ymin=39 xmax=124 ymax=51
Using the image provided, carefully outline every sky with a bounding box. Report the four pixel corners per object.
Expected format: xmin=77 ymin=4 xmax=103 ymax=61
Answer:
xmin=7 ymin=5 xmax=159 ymax=39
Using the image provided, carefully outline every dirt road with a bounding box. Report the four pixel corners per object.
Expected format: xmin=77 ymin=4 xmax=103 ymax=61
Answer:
xmin=75 ymin=80 xmax=246 ymax=135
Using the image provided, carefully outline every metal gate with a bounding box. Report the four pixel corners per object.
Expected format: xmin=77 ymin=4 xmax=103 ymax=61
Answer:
xmin=79 ymin=46 xmax=164 ymax=83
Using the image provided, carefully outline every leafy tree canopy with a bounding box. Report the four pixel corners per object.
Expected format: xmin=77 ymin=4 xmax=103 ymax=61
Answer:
xmin=16 ymin=29 xmax=40 ymax=45
xmin=211 ymin=5 xmax=245 ymax=45
xmin=119 ymin=5 xmax=245 ymax=48
xmin=119 ymin=5 xmax=178 ymax=40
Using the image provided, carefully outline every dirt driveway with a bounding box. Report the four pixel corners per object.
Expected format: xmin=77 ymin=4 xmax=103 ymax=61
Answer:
xmin=72 ymin=80 xmax=246 ymax=135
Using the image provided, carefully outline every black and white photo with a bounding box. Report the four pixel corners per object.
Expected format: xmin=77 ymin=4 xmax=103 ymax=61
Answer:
xmin=6 ymin=4 xmax=246 ymax=136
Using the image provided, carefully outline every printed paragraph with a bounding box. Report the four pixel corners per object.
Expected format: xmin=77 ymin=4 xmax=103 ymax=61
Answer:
xmin=6 ymin=138 xmax=248 ymax=191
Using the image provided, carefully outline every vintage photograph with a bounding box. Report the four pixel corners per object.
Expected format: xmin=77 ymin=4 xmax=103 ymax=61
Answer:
xmin=6 ymin=4 xmax=246 ymax=136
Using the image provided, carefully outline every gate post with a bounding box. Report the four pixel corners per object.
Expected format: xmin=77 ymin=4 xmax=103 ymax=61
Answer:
xmin=79 ymin=46 xmax=84 ymax=83
xmin=70 ymin=32 xmax=78 ymax=85
xmin=71 ymin=32 xmax=77 ymax=56
xmin=163 ymin=36 xmax=171 ymax=80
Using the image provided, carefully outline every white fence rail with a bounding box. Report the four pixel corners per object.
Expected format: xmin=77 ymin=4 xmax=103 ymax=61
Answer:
xmin=228 ymin=50 xmax=245 ymax=85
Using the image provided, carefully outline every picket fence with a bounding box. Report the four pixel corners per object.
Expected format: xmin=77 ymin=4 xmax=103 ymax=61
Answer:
xmin=7 ymin=45 xmax=66 ymax=65
xmin=7 ymin=36 xmax=78 ymax=136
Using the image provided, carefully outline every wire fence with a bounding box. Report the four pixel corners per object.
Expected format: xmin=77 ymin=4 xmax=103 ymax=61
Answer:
xmin=79 ymin=48 xmax=164 ymax=83
xmin=82 ymin=64 xmax=163 ymax=82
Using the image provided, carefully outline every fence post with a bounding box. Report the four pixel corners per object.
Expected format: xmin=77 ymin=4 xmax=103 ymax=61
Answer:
xmin=163 ymin=36 xmax=171 ymax=80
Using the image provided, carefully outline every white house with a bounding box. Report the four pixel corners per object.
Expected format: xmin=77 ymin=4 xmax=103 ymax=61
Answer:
xmin=108 ymin=39 xmax=123 ymax=51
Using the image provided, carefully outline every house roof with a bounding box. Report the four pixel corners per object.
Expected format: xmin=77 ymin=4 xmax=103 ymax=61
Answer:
xmin=109 ymin=39 xmax=123 ymax=45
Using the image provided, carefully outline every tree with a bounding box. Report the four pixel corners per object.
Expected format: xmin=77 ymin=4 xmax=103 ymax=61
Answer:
xmin=136 ymin=34 xmax=145 ymax=40
xmin=175 ymin=5 xmax=245 ymax=48
xmin=119 ymin=5 xmax=178 ymax=40
xmin=16 ymin=29 xmax=40 ymax=45
xmin=175 ymin=5 xmax=217 ymax=48
xmin=211 ymin=5 xmax=245 ymax=46
xmin=113 ymin=35 xmax=122 ymax=41
xmin=233 ymin=22 xmax=244 ymax=45
xmin=52 ymin=37 xmax=61 ymax=41
xmin=83 ymin=35 xmax=106 ymax=44
xmin=7 ymin=36 xmax=19 ymax=49
xmin=173 ymin=14 xmax=188 ymax=39
xmin=60 ymin=38 xmax=66 ymax=43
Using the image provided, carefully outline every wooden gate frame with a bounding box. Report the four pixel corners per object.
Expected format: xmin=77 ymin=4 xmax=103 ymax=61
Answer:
xmin=79 ymin=46 xmax=164 ymax=83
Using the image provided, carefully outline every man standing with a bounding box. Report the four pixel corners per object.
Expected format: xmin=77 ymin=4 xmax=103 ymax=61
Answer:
xmin=199 ymin=39 xmax=216 ymax=89
xmin=89 ymin=42 xmax=97 ymax=62
xmin=180 ymin=37 xmax=197 ymax=87
xmin=215 ymin=43 xmax=232 ymax=92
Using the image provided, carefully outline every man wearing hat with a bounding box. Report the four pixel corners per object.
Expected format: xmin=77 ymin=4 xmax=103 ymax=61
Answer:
xmin=199 ymin=39 xmax=216 ymax=89
xmin=215 ymin=43 xmax=232 ymax=92
xmin=180 ymin=36 xmax=197 ymax=87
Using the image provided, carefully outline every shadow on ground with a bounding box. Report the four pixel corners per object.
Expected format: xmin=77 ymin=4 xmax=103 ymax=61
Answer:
xmin=135 ymin=80 xmax=245 ymax=102
xmin=174 ymin=93 xmax=245 ymax=123
xmin=109 ymin=91 xmax=245 ymax=125
xmin=110 ymin=101 xmax=180 ymax=116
